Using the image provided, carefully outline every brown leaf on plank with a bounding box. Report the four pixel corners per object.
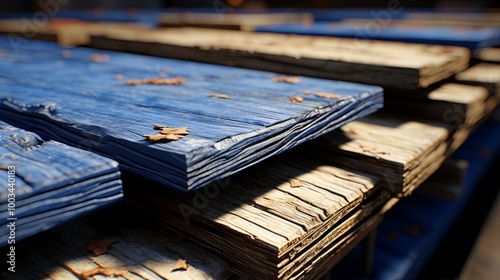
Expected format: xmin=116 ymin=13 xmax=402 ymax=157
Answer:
xmin=153 ymin=124 xmax=166 ymax=130
xmin=160 ymin=127 xmax=189 ymax=135
xmin=208 ymin=94 xmax=231 ymax=99
xmin=290 ymin=96 xmax=304 ymax=103
xmin=79 ymin=267 xmax=128 ymax=279
xmin=289 ymin=179 xmax=302 ymax=188
xmin=144 ymin=134 xmax=184 ymax=142
xmin=126 ymin=76 xmax=185 ymax=86
xmin=86 ymin=238 xmax=118 ymax=256
xmin=272 ymin=75 xmax=301 ymax=84
xmin=172 ymin=259 xmax=188 ymax=271
xmin=314 ymin=92 xmax=344 ymax=99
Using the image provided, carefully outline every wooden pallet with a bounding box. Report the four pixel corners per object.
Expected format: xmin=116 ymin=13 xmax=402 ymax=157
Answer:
xmin=122 ymin=152 xmax=390 ymax=280
xmin=0 ymin=203 xmax=235 ymax=280
xmin=85 ymin=27 xmax=470 ymax=90
xmin=0 ymin=36 xmax=382 ymax=193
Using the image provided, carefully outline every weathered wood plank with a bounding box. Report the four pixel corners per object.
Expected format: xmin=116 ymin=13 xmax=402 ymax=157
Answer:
xmin=85 ymin=27 xmax=469 ymax=89
xmin=0 ymin=36 xmax=383 ymax=193
xmin=0 ymin=121 xmax=123 ymax=244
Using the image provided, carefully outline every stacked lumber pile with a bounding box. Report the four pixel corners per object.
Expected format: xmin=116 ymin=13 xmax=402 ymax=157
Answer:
xmin=0 ymin=37 xmax=383 ymax=193
xmin=124 ymin=152 xmax=391 ymax=280
xmin=0 ymin=121 xmax=123 ymax=244
xmin=0 ymin=203 xmax=235 ymax=280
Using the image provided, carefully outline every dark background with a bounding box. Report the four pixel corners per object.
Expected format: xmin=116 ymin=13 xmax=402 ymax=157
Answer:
xmin=0 ymin=0 xmax=499 ymax=13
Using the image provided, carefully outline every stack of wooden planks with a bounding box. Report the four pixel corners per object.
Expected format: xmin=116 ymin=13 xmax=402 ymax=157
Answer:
xmin=0 ymin=36 xmax=383 ymax=193
xmin=123 ymin=152 xmax=391 ymax=280
xmin=0 ymin=203 xmax=236 ymax=280
xmin=0 ymin=121 xmax=123 ymax=244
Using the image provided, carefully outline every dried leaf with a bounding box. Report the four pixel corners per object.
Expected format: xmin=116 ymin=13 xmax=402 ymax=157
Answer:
xmin=86 ymin=238 xmax=118 ymax=256
xmin=289 ymin=179 xmax=302 ymax=188
xmin=314 ymin=92 xmax=343 ymax=99
xmin=144 ymin=134 xmax=184 ymax=142
xmin=172 ymin=259 xmax=188 ymax=271
xmin=272 ymin=75 xmax=301 ymax=84
xmin=126 ymin=76 xmax=185 ymax=85
xmin=80 ymin=267 xmax=128 ymax=279
xmin=303 ymin=90 xmax=311 ymax=95
xmin=208 ymin=94 xmax=231 ymax=99
xmin=114 ymin=75 xmax=123 ymax=81
xmin=290 ymin=96 xmax=304 ymax=103
xmin=160 ymin=127 xmax=189 ymax=135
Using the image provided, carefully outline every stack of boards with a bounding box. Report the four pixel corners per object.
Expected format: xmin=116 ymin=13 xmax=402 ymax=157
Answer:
xmin=0 ymin=121 xmax=123 ymax=244
xmin=0 ymin=22 xmax=470 ymax=89
xmin=0 ymin=37 xmax=383 ymax=193
xmin=0 ymin=11 xmax=499 ymax=280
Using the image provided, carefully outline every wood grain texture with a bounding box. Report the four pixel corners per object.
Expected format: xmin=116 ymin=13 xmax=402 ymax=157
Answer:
xmin=0 ymin=203 xmax=234 ymax=280
xmin=86 ymin=27 xmax=469 ymax=90
xmin=122 ymin=150 xmax=389 ymax=280
xmin=306 ymin=112 xmax=453 ymax=196
xmin=0 ymin=121 xmax=123 ymax=244
xmin=0 ymin=36 xmax=383 ymax=193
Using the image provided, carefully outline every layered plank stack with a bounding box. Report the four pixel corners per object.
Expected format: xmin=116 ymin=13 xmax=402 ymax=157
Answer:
xmin=0 ymin=121 xmax=123 ymax=244
xmin=0 ymin=37 xmax=383 ymax=192
xmin=0 ymin=203 xmax=235 ymax=280
xmin=124 ymin=152 xmax=391 ymax=280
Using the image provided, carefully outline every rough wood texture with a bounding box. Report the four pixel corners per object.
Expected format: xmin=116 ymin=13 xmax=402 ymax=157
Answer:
xmin=0 ymin=36 xmax=383 ymax=193
xmin=0 ymin=121 xmax=123 ymax=244
xmin=385 ymin=83 xmax=489 ymax=128
xmin=0 ymin=203 xmax=235 ymax=280
xmin=307 ymin=112 xmax=452 ymax=196
xmin=87 ymin=27 xmax=470 ymax=90
xmin=158 ymin=12 xmax=314 ymax=31
xmin=122 ymin=150 xmax=389 ymax=280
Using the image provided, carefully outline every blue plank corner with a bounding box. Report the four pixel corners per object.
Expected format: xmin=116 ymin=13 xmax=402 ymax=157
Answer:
xmin=329 ymin=117 xmax=500 ymax=280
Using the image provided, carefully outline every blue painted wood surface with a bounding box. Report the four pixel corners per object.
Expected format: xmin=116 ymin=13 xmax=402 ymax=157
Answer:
xmin=256 ymin=22 xmax=500 ymax=50
xmin=0 ymin=37 xmax=383 ymax=192
xmin=0 ymin=121 xmax=123 ymax=245
xmin=328 ymin=115 xmax=500 ymax=280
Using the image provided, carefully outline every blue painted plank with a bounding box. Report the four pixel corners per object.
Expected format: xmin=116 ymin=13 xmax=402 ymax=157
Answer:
xmin=256 ymin=22 xmax=500 ymax=50
xmin=0 ymin=121 xmax=123 ymax=244
xmin=0 ymin=37 xmax=383 ymax=192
